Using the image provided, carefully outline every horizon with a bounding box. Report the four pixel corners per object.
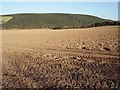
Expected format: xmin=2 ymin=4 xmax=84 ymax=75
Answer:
xmin=0 ymin=13 xmax=116 ymax=21
xmin=1 ymin=2 xmax=118 ymax=20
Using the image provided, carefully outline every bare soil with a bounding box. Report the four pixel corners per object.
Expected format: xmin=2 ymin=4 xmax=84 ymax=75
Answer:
xmin=2 ymin=26 xmax=120 ymax=89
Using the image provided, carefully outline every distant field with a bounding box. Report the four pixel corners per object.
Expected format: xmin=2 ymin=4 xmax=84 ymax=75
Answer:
xmin=2 ymin=13 xmax=119 ymax=29
xmin=2 ymin=26 xmax=120 ymax=89
xmin=0 ymin=16 xmax=13 ymax=24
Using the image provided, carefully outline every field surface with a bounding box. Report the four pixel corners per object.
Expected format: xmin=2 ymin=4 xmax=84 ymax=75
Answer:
xmin=2 ymin=26 xmax=120 ymax=89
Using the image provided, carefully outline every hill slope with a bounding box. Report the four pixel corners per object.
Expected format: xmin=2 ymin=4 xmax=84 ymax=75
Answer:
xmin=1 ymin=13 xmax=118 ymax=29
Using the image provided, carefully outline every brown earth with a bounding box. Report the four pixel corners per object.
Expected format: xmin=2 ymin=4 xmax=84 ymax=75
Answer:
xmin=2 ymin=26 xmax=120 ymax=89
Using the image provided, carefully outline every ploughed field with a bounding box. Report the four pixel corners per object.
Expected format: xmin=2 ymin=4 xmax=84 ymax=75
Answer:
xmin=2 ymin=26 xmax=120 ymax=89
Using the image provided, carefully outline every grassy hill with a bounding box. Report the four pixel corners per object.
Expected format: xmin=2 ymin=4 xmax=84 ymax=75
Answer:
xmin=1 ymin=13 xmax=119 ymax=29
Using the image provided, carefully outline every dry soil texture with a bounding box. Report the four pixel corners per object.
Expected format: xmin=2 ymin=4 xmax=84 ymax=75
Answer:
xmin=2 ymin=26 xmax=120 ymax=89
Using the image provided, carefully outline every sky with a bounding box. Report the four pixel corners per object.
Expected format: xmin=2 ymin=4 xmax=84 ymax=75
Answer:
xmin=1 ymin=2 xmax=118 ymax=20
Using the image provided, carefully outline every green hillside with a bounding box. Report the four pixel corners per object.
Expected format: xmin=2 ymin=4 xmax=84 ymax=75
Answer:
xmin=1 ymin=13 xmax=119 ymax=29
